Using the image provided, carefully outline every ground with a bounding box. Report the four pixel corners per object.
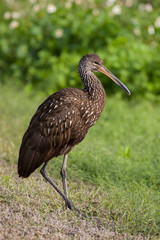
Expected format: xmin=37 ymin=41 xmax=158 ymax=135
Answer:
xmin=0 ymin=161 xmax=154 ymax=240
xmin=0 ymin=86 xmax=159 ymax=239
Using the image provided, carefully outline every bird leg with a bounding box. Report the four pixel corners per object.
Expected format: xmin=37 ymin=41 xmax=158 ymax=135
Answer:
xmin=40 ymin=161 xmax=86 ymax=218
xmin=40 ymin=161 xmax=74 ymax=210
xmin=60 ymin=154 xmax=68 ymax=205
xmin=60 ymin=155 xmax=86 ymax=218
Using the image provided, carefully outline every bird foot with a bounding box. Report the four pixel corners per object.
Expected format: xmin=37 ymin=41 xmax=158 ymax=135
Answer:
xmin=65 ymin=198 xmax=74 ymax=210
xmin=65 ymin=199 xmax=86 ymax=218
xmin=74 ymin=207 xmax=87 ymax=219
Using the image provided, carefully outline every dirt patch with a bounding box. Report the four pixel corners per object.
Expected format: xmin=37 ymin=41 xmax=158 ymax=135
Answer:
xmin=0 ymin=161 xmax=155 ymax=240
xmin=0 ymin=202 xmax=151 ymax=240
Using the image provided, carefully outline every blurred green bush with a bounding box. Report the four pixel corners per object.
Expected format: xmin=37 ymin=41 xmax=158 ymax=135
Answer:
xmin=0 ymin=0 xmax=160 ymax=97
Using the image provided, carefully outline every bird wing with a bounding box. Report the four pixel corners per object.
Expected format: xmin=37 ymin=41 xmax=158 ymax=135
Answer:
xmin=18 ymin=91 xmax=82 ymax=178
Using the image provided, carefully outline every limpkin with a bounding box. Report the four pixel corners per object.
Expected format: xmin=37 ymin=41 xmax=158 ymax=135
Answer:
xmin=18 ymin=53 xmax=130 ymax=212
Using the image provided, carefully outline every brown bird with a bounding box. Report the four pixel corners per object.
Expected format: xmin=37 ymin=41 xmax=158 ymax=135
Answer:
xmin=18 ymin=53 xmax=130 ymax=212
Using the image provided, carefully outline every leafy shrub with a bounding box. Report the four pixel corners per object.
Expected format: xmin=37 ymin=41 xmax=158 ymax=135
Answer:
xmin=0 ymin=0 xmax=160 ymax=97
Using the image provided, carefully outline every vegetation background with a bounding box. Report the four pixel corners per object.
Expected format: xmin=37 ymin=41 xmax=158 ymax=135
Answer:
xmin=0 ymin=0 xmax=160 ymax=239
xmin=1 ymin=0 xmax=160 ymax=98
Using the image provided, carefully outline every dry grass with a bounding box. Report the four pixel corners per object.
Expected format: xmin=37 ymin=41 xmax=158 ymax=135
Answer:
xmin=0 ymin=160 xmax=156 ymax=240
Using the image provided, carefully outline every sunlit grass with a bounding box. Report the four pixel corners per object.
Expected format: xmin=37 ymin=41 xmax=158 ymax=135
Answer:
xmin=0 ymin=85 xmax=160 ymax=238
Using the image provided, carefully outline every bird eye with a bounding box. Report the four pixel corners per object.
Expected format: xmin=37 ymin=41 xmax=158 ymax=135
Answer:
xmin=94 ymin=61 xmax=99 ymax=65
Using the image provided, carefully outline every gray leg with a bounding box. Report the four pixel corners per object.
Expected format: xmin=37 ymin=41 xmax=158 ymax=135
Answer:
xmin=40 ymin=161 xmax=73 ymax=210
xmin=60 ymin=154 xmax=68 ymax=199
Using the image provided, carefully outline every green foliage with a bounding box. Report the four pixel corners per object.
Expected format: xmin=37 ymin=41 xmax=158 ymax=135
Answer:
xmin=0 ymin=0 xmax=160 ymax=97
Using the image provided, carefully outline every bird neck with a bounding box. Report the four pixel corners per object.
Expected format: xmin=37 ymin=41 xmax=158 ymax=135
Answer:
xmin=78 ymin=67 xmax=106 ymax=101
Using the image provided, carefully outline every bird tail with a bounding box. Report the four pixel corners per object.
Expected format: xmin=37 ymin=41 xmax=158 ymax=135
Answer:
xmin=18 ymin=145 xmax=45 ymax=178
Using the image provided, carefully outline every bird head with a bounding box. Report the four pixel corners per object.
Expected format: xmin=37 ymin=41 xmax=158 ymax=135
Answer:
xmin=79 ymin=53 xmax=131 ymax=96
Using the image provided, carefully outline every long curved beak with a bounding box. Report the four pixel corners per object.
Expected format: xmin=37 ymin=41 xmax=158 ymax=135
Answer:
xmin=98 ymin=66 xmax=131 ymax=96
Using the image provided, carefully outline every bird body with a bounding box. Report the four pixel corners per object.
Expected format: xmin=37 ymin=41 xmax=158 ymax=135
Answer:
xmin=18 ymin=86 xmax=106 ymax=178
xmin=18 ymin=55 xmax=106 ymax=178
xmin=18 ymin=53 xmax=130 ymax=212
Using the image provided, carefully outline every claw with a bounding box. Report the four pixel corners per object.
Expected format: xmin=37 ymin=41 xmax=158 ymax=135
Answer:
xmin=66 ymin=199 xmax=74 ymax=210
xmin=65 ymin=199 xmax=87 ymax=218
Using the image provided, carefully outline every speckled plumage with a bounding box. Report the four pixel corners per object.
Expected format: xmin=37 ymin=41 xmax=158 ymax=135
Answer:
xmin=18 ymin=54 xmax=106 ymax=178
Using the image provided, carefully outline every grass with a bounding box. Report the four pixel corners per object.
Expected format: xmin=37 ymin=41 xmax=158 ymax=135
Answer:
xmin=0 ymin=84 xmax=160 ymax=239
